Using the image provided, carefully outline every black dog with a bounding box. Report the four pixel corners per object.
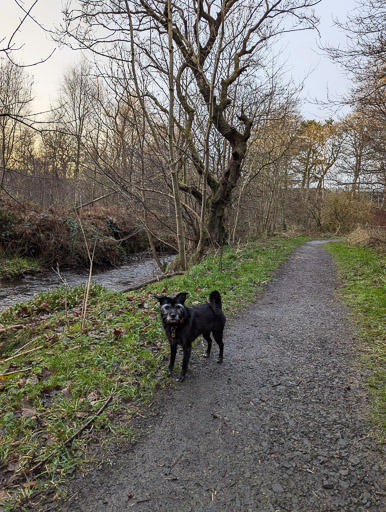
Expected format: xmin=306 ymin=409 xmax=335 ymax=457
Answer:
xmin=156 ymin=291 xmax=226 ymax=382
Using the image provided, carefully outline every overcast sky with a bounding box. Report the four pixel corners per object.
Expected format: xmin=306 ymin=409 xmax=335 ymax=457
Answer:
xmin=1 ymin=0 xmax=357 ymax=119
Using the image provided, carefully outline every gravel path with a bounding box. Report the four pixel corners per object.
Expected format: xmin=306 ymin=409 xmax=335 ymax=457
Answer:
xmin=49 ymin=241 xmax=385 ymax=511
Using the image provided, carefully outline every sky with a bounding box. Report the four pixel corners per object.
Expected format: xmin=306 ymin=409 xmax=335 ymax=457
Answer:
xmin=0 ymin=0 xmax=358 ymax=120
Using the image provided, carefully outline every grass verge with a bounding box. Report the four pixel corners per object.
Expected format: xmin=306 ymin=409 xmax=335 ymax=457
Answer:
xmin=0 ymin=257 xmax=40 ymax=280
xmin=0 ymin=236 xmax=309 ymax=508
xmin=326 ymin=242 xmax=386 ymax=438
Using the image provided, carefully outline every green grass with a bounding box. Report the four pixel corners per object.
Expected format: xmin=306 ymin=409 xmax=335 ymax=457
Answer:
xmin=0 ymin=236 xmax=309 ymax=506
xmin=0 ymin=256 xmax=40 ymax=279
xmin=326 ymin=242 xmax=386 ymax=437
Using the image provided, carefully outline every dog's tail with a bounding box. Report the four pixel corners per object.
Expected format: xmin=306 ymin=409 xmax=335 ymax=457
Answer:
xmin=209 ymin=290 xmax=222 ymax=310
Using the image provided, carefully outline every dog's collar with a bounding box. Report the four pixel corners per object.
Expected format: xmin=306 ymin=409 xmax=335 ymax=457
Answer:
xmin=170 ymin=318 xmax=185 ymax=338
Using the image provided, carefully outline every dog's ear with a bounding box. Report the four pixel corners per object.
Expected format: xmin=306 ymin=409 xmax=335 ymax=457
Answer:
xmin=176 ymin=292 xmax=188 ymax=304
xmin=155 ymin=295 xmax=168 ymax=306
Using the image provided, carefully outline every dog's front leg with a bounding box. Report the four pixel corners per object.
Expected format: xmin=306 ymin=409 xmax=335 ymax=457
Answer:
xmin=168 ymin=341 xmax=177 ymax=374
xmin=177 ymin=345 xmax=191 ymax=382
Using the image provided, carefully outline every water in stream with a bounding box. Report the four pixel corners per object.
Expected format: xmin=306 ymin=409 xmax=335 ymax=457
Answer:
xmin=0 ymin=256 xmax=174 ymax=313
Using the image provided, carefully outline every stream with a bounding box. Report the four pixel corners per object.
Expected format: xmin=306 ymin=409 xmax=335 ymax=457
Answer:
xmin=0 ymin=255 xmax=174 ymax=313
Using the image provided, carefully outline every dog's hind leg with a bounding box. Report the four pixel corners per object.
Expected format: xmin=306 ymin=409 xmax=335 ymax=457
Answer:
xmin=213 ymin=330 xmax=224 ymax=363
xmin=202 ymin=332 xmax=212 ymax=358
xmin=177 ymin=346 xmax=191 ymax=382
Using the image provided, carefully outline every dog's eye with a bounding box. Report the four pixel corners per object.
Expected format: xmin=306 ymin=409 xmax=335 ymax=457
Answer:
xmin=162 ymin=304 xmax=170 ymax=310
xmin=176 ymin=304 xmax=183 ymax=309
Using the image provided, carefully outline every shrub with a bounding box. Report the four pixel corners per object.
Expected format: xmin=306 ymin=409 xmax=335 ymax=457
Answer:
xmin=347 ymin=226 xmax=386 ymax=253
xmin=321 ymin=191 xmax=372 ymax=233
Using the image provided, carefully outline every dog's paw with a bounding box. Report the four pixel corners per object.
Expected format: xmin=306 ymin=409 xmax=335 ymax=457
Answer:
xmin=217 ymin=356 xmax=223 ymax=364
xmin=203 ymin=351 xmax=210 ymax=359
xmin=176 ymin=375 xmax=185 ymax=382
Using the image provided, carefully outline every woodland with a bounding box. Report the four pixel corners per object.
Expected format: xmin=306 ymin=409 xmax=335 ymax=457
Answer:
xmin=0 ymin=0 xmax=385 ymax=269
xmin=0 ymin=3 xmax=385 ymax=505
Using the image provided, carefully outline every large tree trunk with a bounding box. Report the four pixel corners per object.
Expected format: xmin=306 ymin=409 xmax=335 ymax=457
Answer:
xmin=207 ymin=130 xmax=250 ymax=245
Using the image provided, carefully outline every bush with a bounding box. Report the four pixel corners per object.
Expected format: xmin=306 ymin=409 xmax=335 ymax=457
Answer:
xmin=347 ymin=226 xmax=386 ymax=253
xmin=0 ymin=197 xmax=152 ymax=268
xmin=321 ymin=191 xmax=372 ymax=233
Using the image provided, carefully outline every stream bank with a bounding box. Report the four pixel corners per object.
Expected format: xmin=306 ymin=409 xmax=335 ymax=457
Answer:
xmin=0 ymin=255 xmax=173 ymax=312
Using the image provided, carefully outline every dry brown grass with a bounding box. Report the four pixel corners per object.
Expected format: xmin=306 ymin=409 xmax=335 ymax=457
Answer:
xmin=346 ymin=226 xmax=386 ymax=253
xmin=321 ymin=191 xmax=373 ymax=233
xmin=0 ymin=197 xmax=149 ymax=268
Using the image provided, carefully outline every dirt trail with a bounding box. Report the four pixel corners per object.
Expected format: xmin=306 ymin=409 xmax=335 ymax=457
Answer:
xmin=41 ymin=241 xmax=384 ymax=511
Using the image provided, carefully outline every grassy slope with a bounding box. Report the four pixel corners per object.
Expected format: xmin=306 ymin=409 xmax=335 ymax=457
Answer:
xmin=0 ymin=257 xmax=40 ymax=280
xmin=326 ymin=242 xmax=386 ymax=436
xmin=0 ymin=236 xmax=309 ymax=505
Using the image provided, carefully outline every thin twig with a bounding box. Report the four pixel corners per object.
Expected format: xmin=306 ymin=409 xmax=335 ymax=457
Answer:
xmin=53 ymin=264 xmax=70 ymax=330
xmin=12 ymin=336 xmax=40 ymax=356
xmin=3 ymin=346 xmax=43 ymax=363
xmin=121 ymin=272 xmax=185 ymax=292
xmin=1 ymin=367 xmax=32 ymax=377
xmin=18 ymin=393 xmax=114 ymax=479
xmin=71 ymin=191 xmax=116 ymax=211
xmin=0 ymin=324 xmax=24 ymax=333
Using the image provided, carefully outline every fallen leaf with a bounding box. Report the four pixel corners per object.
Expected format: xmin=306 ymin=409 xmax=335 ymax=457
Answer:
xmin=0 ymin=489 xmax=9 ymax=500
xmin=75 ymin=411 xmax=87 ymax=418
xmin=87 ymin=391 xmax=98 ymax=402
xmin=17 ymin=378 xmax=27 ymax=387
xmin=6 ymin=460 xmax=20 ymax=472
xmin=26 ymin=375 xmax=39 ymax=385
xmin=21 ymin=408 xmax=37 ymax=418
xmin=61 ymin=383 xmax=72 ymax=400
xmin=114 ymin=327 xmax=126 ymax=339
xmin=22 ymin=398 xmax=34 ymax=408
xmin=41 ymin=367 xmax=51 ymax=380
xmin=23 ymin=481 xmax=36 ymax=488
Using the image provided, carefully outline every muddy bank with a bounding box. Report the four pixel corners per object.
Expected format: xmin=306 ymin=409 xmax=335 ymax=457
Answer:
xmin=0 ymin=197 xmax=171 ymax=269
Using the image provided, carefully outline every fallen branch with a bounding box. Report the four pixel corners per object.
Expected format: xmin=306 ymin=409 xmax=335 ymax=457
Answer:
xmin=29 ymin=394 xmax=114 ymax=473
xmin=122 ymin=272 xmax=185 ymax=292
xmin=70 ymin=191 xmax=116 ymax=211
xmin=12 ymin=336 xmax=40 ymax=356
xmin=5 ymin=394 xmax=115 ymax=487
xmin=3 ymin=346 xmax=43 ymax=363
xmin=1 ymin=366 xmax=32 ymax=377
xmin=0 ymin=324 xmax=24 ymax=334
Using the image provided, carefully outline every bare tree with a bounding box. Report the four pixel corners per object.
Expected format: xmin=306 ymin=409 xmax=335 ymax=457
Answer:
xmin=55 ymin=61 xmax=95 ymax=182
xmin=0 ymin=59 xmax=33 ymax=197
xmin=1 ymin=0 xmax=55 ymax=66
xmin=59 ymin=0 xmax=321 ymax=250
xmin=326 ymin=0 xmax=385 ymax=120
xmin=291 ymin=119 xmax=344 ymax=191
xmin=336 ymin=111 xmax=385 ymax=195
